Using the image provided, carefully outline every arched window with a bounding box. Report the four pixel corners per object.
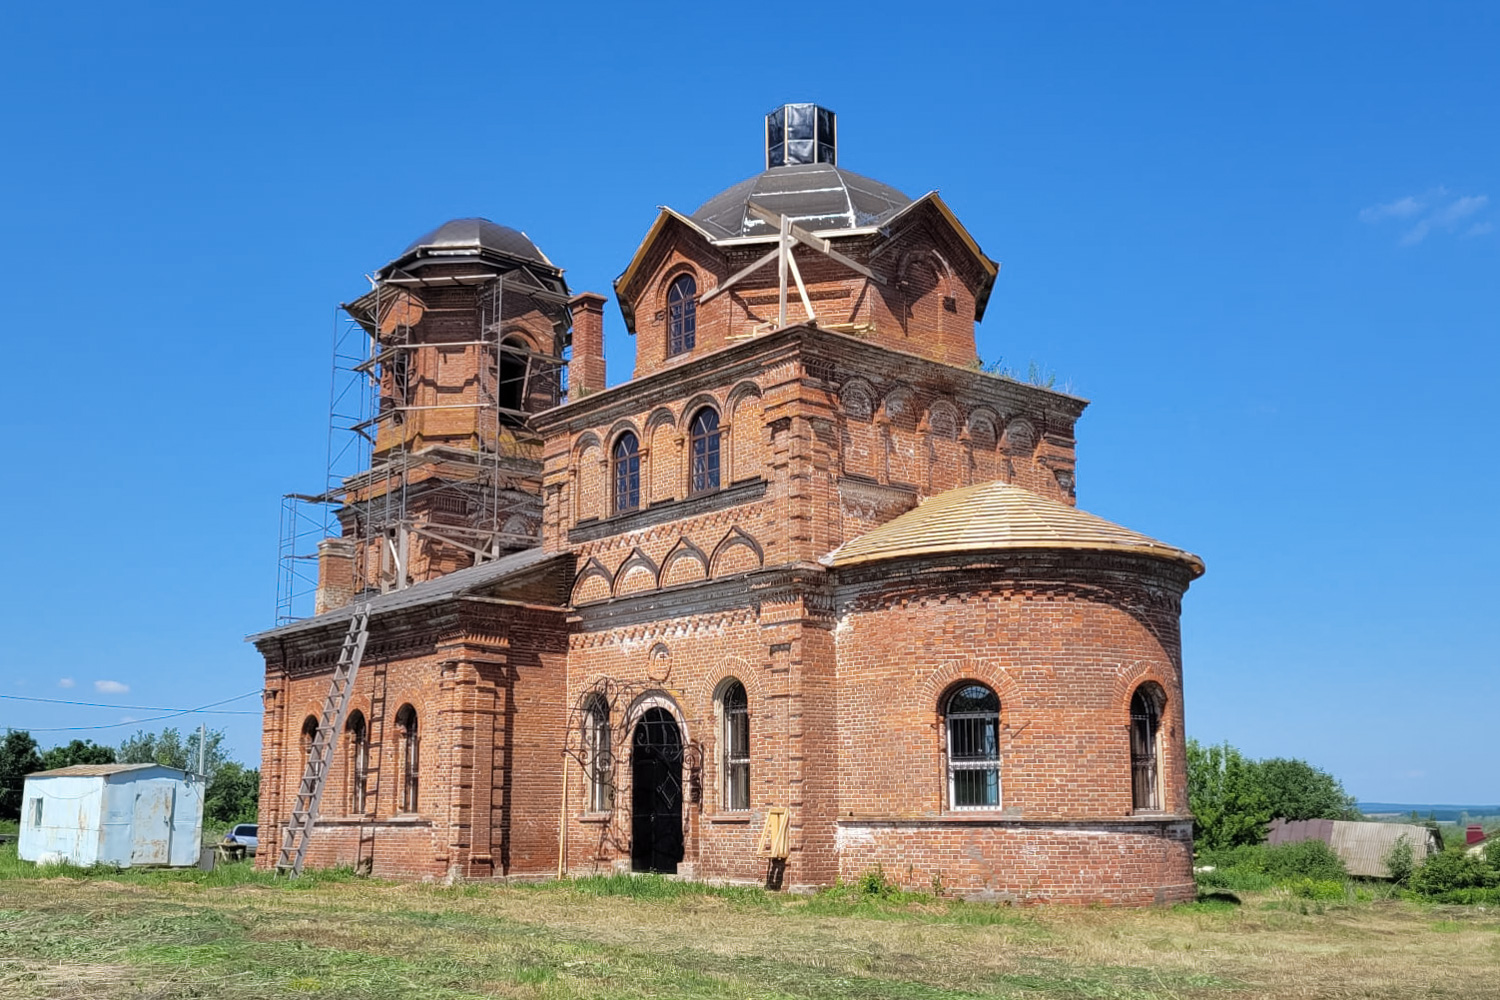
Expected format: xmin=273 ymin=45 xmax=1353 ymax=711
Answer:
xmin=395 ymin=704 xmax=419 ymax=814
xmin=583 ymin=695 xmax=612 ymax=812
xmin=945 ymin=684 xmax=1000 ymax=809
xmin=300 ymin=715 xmax=318 ymax=759
xmin=1130 ymin=685 xmax=1165 ymax=811
xmin=667 ymin=274 xmax=696 ymax=356
xmin=720 ymin=680 xmax=750 ymax=810
xmin=346 ymin=710 xmax=368 ymax=814
xmin=688 ymin=407 xmax=721 ymax=495
xmin=613 ymin=432 xmax=640 ymax=513
xmin=497 ymin=337 xmax=527 ymax=412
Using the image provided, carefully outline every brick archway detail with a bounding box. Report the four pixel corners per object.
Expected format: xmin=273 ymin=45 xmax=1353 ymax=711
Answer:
xmin=644 ymin=406 xmax=678 ymax=434
xmin=919 ymin=658 xmax=1023 ymax=723
xmin=613 ymin=547 xmax=660 ymax=596
xmin=571 ymin=557 xmax=613 ymax=605
xmin=660 ymin=537 xmax=709 ymax=587
xmin=709 ymin=526 xmax=763 ymax=577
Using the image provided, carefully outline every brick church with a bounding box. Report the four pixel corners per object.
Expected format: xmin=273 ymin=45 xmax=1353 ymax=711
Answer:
xmin=251 ymin=105 xmax=1205 ymax=905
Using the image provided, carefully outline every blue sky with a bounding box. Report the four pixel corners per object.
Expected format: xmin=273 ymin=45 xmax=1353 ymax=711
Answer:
xmin=0 ymin=2 xmax=1495 ymax=803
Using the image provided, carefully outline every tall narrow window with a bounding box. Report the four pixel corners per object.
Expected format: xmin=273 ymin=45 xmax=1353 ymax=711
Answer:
xmin=584 ymin=695 xmax=612 ymax=812
xmin=1130 ymin=685 xmax=1164 ymax=811
xmin=668 ymin=275 xmax=696 ymax=356
xmin=946 ymin=684 xmax=1000 ymax=809
xmin=721 ymin=680 xmax=750 ymax=810
xmin=689 ymin=408 xmax=721 ymax=494
xmin=396 ymin=704 xmax=419 ymax=814
xmin=347 ymin=710 xmax=368 ymax=814
xmin=497 ymin=337 xmax=527 ymax=412
xmin=613 ymin=432 xmax=640 ymax=513
xmin=300 ymin=716 xmax=318 ymax=759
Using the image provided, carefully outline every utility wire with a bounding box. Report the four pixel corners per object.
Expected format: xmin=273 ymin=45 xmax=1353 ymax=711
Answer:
xmin=12 ymin=691 xmax=265 ymax=733
xmin=0 ymin=692 xmax=260 ymax=714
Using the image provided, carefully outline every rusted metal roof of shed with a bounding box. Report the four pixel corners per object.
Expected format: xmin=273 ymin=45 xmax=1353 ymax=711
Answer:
xmin=29 ymin=763 xmax=164 ymax=778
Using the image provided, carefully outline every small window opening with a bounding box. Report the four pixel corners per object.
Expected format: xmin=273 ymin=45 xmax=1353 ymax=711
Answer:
xmin=347 ymin=710 xmax=368 ymax=814
xmin=613 ymin=432 xmax=641 ymax=513
xmin=498 ymin=337 xmax=527 ymax=412
xmin=721 ymin=681 xmax=750 ymax=810
xmin=584 ymin=696 xmax=612 ymax=812
xmin=1130 ymin=685 xmax=1164 ymax=811
xmin=668 ymin=275 xmax=697 ymax=356
xmin=396 ymin=704 xmax=419 ymax=814
xmin=689 ymin=407 xmax=721 ymax=495
xmin=29 ymin=797 xmax=43 ymax=828
xmin=946 ymin=684 xmax=1000 ymax=809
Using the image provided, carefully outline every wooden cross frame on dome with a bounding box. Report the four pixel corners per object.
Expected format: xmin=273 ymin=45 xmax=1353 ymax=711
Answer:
xmin=698 ymin=201 xmax=887 ymax=330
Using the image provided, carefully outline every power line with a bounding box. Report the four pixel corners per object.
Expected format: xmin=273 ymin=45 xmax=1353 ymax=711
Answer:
xmin=14 ymin=691 xmax=265 ymax=733
xmin=0 ymin=692 xmax=260 ymax=714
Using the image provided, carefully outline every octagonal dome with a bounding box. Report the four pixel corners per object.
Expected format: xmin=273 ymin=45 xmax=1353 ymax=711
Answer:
xmin=398 ymin=217 xmax=553 ymax=266
xmin=691 ymin=163 xmax=913 ymax=241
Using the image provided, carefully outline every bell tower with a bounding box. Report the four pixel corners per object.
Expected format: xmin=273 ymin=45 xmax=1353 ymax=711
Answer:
xmin=304 ymin=219 xmax=573 ymax=613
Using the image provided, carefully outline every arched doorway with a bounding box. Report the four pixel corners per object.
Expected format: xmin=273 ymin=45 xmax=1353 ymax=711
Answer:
xmin=631 ymin=707 xmax=684 ymax=873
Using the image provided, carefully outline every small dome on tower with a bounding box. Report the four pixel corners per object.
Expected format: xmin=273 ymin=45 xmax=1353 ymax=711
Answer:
xmin=392 ymin=217 xmax=554 ymax=268
xmin=692 ymin=163 xmax=912 ymax=241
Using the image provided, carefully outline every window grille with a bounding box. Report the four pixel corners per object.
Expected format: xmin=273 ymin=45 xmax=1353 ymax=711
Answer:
xmin=613 ymin=433 xmax=640 ymax=512
xmin=1130 ymin=686 xmax=1163 ymax=811
xmin=668 ymin=275 xmax=696 ymax=356
xmin=946 ymin=684 xmax=1000 ymax=809
xmin=689 ymin=408 xmax=721 ymax=495
xmin=396 ymin=704 xmax=419 ymax=813
xmin=585 ymin=697 xmax=612 ymax=812
xmin=721 ymin=681 xmax=749 ymax=810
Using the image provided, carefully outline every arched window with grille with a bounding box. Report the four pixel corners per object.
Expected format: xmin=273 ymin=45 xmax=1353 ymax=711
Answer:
xmin=689 ymin=407 xmax=721 ymax=495
xmin=346 ymin=710 xmax=369 ymax=814
xmin=584 ymin=695 xmax=612 ymax=812
xmin=667 ymin=274 xmax=696 ymax=356
xmin=720 ymin=680 xmax=749 ymax=810
xmin=945 ymin=684 xmax=1000 ymax=809
xmin=1130 ymin=684 xmax=1165 ymax=811
xmin=613 ymin=432 xmax=641 ymax=513
xmin=395 ymin=704 xmax=419 ymax=814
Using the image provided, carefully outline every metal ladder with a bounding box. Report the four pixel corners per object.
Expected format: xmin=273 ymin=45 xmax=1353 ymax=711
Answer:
xmin=275 ymin=602 xmax=371 ymax=877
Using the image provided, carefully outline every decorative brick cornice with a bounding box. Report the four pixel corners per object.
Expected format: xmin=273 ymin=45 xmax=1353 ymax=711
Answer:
xmin=569 ymin=478 xmax=768 ymax=543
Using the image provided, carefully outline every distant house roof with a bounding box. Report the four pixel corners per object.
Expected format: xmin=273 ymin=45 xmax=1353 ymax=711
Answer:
xmin=28 ymin=763 xmax=174 ymax=779
xmin=1268 ymin=818 xmax=1439 ymax=878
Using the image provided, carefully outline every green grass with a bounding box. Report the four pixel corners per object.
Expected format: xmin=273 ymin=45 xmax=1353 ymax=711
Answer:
xmin=3 ymin=844 xmax=1500 ymax=998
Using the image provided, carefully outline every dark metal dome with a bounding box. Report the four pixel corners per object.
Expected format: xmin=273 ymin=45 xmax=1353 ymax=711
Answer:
xmin=399 ymin=217 xmax=552 ymax=266
xmin=691 ymin=163 xmax=913 ymax=241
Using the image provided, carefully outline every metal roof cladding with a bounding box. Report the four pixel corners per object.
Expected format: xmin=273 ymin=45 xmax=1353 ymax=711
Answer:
xmin=823 ymin=480 xmax=1205 ymax=576
xmin=397 ymin=217 xmax=554 ymax=266
xmin=691 ymin=163 xmax=914 ymax=241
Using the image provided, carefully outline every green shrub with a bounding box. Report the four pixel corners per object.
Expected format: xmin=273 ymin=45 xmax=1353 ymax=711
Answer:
xmin=1384 ymin=835 xmax=1415 ymax=886
xmin=1287 ymin=878 xmax=1346 ymax=901
xmin=1420 ymin=887 xmax=1500 ymax=905
xmin=1410 ymin=850 xmax=1498 ymax=895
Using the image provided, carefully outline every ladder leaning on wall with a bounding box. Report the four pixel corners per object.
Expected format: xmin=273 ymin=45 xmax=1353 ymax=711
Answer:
xmin=275 ymin=603 xmax=371 ymax=877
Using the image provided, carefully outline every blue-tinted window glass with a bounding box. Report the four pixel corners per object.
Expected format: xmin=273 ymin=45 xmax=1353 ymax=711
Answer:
xmin=689 ymin=408 xmax=721 ymax=494
xmin=613 ymin=433 xmax=640 ymax=513
xmin=668 ymin=275 xmax=696 ymax=356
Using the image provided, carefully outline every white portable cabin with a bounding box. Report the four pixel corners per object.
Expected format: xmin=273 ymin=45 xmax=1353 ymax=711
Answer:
xmin=17 ymin=763 xmax=205 ymax=868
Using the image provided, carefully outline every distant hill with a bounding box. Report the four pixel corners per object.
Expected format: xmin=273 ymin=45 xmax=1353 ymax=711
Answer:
xmin=1359 ymin=802 xmax=1500 ymax=822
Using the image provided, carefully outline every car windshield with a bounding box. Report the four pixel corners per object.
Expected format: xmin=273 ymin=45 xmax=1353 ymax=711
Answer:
xmin=235 ymin=825 xmax=257 ymax=836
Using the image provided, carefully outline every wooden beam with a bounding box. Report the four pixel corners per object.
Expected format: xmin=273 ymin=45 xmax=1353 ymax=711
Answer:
xmin=698 ymin=246 xmax=780 ymax=305
xmin=744 ymin=202 xmax=886 ymax=284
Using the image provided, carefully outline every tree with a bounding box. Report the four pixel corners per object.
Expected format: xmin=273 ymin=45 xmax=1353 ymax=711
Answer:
xmin=1186 ymin=739 xmax=1272 ymax=850
xmin=118 ymin=726 xmax=228 ymax=779
xmin=204 ymin=762 xmax=260 ymax=825
xmin=39 ymin=739 xmax=116 ymax=771
xmin=1255 ymin=757 xmax=1361 ymax=822
xmin=0 ymin=730 xmax=44 ymax=821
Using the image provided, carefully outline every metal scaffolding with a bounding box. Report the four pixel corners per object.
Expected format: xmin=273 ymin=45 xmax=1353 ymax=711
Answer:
xmin=277 ymin=257 xmax=569 ymax=625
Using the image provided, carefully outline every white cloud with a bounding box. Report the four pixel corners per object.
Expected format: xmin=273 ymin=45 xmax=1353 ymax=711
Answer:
xmin=1361 ymin=187 xmax=1492 ymax=245
xmin=58 ymin=677 xmax=75 ymax=688
xmin=94 ymin=679 xmax=130 ymax=694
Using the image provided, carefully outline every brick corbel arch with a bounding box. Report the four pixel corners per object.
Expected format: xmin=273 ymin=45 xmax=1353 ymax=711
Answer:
xmin=709 ymin=526 xmax=764 ymax=577
xmin=612 ymin=547 xmax=660 ymax=595
xmin=644 ymin=406 xmax=678 ymax=434
xmin=570 ymin=557 xmax=613 ymax=605
xmin=919 ymin=658 xmax=1024 ymax=726
xmin=659 ymin=537 xmax=709 ymax=588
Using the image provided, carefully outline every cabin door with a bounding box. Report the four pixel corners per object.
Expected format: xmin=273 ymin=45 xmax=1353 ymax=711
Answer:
xmin=631 ymin=708 xmax=684 ymax=874
xmin=130 ymin=783 xmax=174 ymax=865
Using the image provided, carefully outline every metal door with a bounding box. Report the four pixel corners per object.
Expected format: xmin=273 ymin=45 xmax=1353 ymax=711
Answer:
xmin=631 ymin=708 xmax=684 ymax=874
xmin=130 ymin=783 xmax=174 ymax=865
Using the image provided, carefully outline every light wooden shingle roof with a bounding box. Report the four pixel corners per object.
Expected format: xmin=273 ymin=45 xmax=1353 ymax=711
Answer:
xmin=825 ymin=480 xmax=1204 ymax=575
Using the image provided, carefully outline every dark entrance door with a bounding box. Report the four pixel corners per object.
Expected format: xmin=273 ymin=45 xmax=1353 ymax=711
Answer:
xmin=631 ymin=707 xmax=684 ymax=873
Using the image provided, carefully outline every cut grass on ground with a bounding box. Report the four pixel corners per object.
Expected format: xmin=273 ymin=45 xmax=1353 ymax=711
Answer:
xmin=0 ymin=848 xmax=1497 ymax=998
